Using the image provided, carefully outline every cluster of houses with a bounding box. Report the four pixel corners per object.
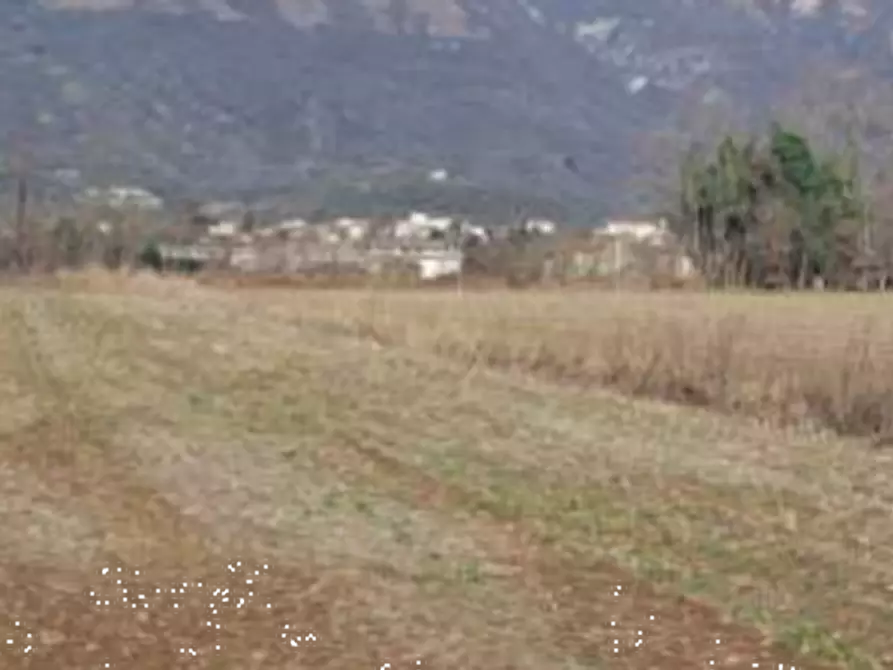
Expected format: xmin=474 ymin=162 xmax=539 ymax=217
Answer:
xmin=158 ymin=211 xmax=471 ymax=279
xmin=154 ymin=208 xmax=585 ymax=281
xmin=77 ymin=184 xmax=697 ymax=283
xmin=66 ymin=182 xmax=893 ymax=290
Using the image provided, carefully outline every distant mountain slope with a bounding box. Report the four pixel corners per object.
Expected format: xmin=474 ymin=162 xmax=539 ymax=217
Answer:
xmin=4 ymin=0 xmax=893 ymax=216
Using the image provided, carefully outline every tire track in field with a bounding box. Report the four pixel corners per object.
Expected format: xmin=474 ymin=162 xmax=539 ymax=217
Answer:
xmin=326 ymin=431 xmax=839 ymax=670
xmin=0 ymin=293 xmax=566 ymax=669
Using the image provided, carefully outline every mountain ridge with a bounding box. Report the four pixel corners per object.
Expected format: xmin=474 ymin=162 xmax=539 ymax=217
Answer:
xmin=4 ymin=0 xmax=893 ymax=217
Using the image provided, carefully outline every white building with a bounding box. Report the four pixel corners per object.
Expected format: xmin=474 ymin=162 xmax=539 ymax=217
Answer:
xmin=601 ymin=218 xmax=671 ymax=245
xmin=81 ymin=186 xmax=163 ymax=211
xmin=230 ymin=246 xmax=260 ymax=272
xmin=335 ymin=217 xmax=370 ymax=242
xmin=394 ymin=212 xmax=454 ymax=240
xmin=208 ymin=221 xmax=238 ymax=238
xmin=418 ymin=251 xmax=463 ymax=280
xmin=277 ymin=218 xmax=308 ymax=233
xmin=524 ymin=219 xmax=557 ymax=235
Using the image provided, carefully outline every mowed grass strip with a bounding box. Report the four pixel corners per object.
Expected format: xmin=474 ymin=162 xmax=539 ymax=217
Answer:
xmin=0 ymin=282 xmax=889 ymax=668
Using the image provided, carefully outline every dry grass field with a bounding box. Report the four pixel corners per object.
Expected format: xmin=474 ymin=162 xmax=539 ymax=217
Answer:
xmin=1 ymin=269 xmax=892 ymax=669
xmin=227 ymin=281 xmax=893 ymax=439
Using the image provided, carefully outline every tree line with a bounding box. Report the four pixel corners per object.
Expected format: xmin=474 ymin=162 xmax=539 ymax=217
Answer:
xmin=668 ymin=122 xmax=890 ymax=289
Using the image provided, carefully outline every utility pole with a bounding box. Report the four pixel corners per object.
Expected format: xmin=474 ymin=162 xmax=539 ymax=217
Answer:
xmin=10 ymin=145 xmax=31 ymax=274
xmin=15 ymin=172 xmax=28 ymax=271
xmin=5 ymin=127 xmax=39 ymax=274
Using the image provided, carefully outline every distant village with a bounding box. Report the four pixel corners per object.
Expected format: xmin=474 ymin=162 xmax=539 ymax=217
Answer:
xmin=75 ymin=184 xmax=698 ymax=285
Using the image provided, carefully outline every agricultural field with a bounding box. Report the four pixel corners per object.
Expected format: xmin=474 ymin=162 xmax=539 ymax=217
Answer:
xmin=0 ymin=270 xmax=891 ymax=669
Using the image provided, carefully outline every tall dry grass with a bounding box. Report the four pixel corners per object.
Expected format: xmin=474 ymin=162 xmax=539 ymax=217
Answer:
xmin=48 ymin=267 xmax=893 ymax=440
xmin=250 ymin=288 xmax=893 ymax=441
